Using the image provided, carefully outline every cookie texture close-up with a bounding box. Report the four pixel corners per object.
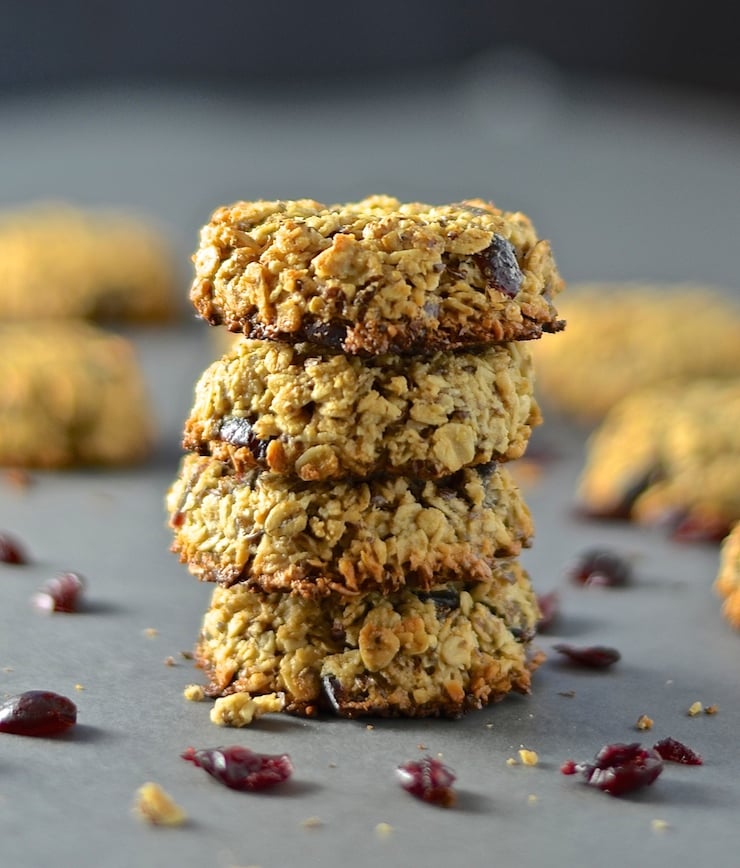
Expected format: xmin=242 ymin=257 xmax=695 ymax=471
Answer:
xmin=190 ymin=195 xmax=564 ymax=354
xmin=577 ymin=379 xmax=740 ymax=540
xmin=0 ymin=321 xmax=154 ymax=468
xmin=167 ymin=454 xmax=533 ymax=596
xmin=0 ymin=202 xmax=178 ymax=322
xmin=183 ymin=337 xmax=541 ymax=481
xmin=533 ymin=283 xmax=740 ymax=422
xmin=716 ymin=523 xmax=740 ymax=628
xmin=195 ymin=559 xmax=540 ymax=718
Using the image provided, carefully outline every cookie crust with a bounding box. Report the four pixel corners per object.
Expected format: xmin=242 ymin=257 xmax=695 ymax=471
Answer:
xmin=167 ymin=454 xmax=533 ymax=597
xmin=716 ymin=523 xmax=740 ymax=628
xmin=190 ymin=196 xmax=564 ymax=354
xmin=195 ymin=561 xmax=540 ymax=718
xmin=184 ymin=338 xmax=541 ymax=481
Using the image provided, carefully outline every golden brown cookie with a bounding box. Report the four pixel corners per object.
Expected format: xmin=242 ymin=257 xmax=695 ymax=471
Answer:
xmin=0 ymin=321 xmax=154 ymax=468
xmin=195 ymin=559 xmax=540 ymax=718
xmin=0 ymin=202 xmax=178 ymax=322
xmin=190 ymin=196 xmax=564 ymax=354
xmin=167 ymin=454 xmax=533 ymax=596
xmin=716 ymin=523 xmax=740 ymax=628
xmin=577 ymin=379 xmax=740 ymax=540
xmin=183 ymin=337 xmax=541 ymax=481
xmin=533 ymin=283 xmax=740 ymax=423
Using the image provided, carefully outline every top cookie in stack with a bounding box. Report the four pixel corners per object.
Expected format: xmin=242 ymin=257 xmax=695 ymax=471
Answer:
xmin=168 ymin=196 xmax=565 ymax=719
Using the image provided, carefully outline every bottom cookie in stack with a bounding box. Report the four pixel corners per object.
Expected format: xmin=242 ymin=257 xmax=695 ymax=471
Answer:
xmin=195 ymin=559 xmax=541 ymax=719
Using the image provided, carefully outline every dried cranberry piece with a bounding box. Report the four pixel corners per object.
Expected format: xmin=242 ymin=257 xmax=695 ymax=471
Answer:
xmin=303 ymin=320 xmax=348 ymax=350
xmin=396 ymin=756 xmax=456 ymax=807
xmin=0 ymin=690 xmax=77 ymax=736
xmin=0 ymin=531 xmax=27 ymax=565
xmin=564 ymin=743 xmax=663 ymax=796
xmin=474 ymin=234 xmax=523 ymax=298
xmin=568 ymin=548 xmax=632 ymax=587
xmin=653 ymin=737 xmax=703 ymax=765
xmin=181 ymin=746 xmax=293 ymax=791
xmin=552 ymin=643 xmax=621 ymax=668
xmin=536 ymin=590 xmax=560 ymax=632
xmin=670 ymin=513 xmax=729 ymax=544
xmin=219 ymin=417 xmax=270 ymax=460
xmin=31 ymin=571 xmax=85 ymax=613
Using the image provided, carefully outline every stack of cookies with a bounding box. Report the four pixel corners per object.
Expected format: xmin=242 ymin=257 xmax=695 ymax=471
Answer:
xmin=167 ymin=196 xmax=565 ymax=719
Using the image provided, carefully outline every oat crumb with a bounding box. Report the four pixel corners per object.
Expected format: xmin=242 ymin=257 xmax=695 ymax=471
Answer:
xmin=183 ymin=684 xmax=205 ymax=702
xmin=519 ymin=749 xmax=539 ymax=766
xmin=164 ymin=656 xmax=176 ymax=667
xmin=557 ymin=690 xmax=576 ymax=698
xmin=210 ymin=692 xmax=284 ymax=727
xmin=133 ymin=782 xmax=186 ymax=826
xmin=179 ymin=650 xmax=194 ymax=660
xmin=506 ymin=757 xmax=518 ymax=766
xmin=651 ymin=819 xmax=671 ymax=832
xmin=688 ymin=701 xmax=703 ymax=716
xmin=144 ymin=627 xmax=158 ymax=638
xmin=485 ymin=723 xmax=494 ymax=729
xmin=328 ymin=762 xmax=337 ymax=768
xmin=705 ymin=704 xmax=719 ymax=715
xmin=301 ymin=816 xmax=323 ymax=829
xmin=366 ymin=724 xmax=375 ymax=731
xmin=527 ymin=794 xmax=539 ymax=805
xmin=74 ymin=683 xmax=85 ymax=691
xmin=3 ymin=667 xmax=14 ymax=673
xmin=375 ymin=822 xmax=394 ymax=838
xmin=417 ymin=743 xmax=428 ymax=750
xmin=636 ymin=714 xmax=653 ymax=730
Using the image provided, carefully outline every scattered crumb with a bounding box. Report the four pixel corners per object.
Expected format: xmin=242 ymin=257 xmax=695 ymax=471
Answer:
xmin=4 ymin=468 xmax=32 ymax=490
xmin=527 ymin=794 xmax=539 ymax=805
xmin=132 ymin=782 xmax=187 ymax=826
xmin=651 ymin=819 xmax=671 ymax=832
xmin=180 ymin=650 xmax=194 ymax=660
xmin=417 ymin=743 xmax=428 ymax=750
xmin=74 ymin=684 xmax=85 ymax=692
xmin=183 ymin=684 xmax=205 ymax=702
xmin=705 ymin=704 xmax=719 ymax=715
xmin=328 ymin=762 xmax=337 ymax=768
xmin=143 ymin=628 xmax=158 ymax=638
xmin=665 ymin=680 xmax=674 ymax=686
xmin=485 ymin=722 xmax=494 ymax=729
xmin=375 ymin=822 xmax=394 ymax=838
xmin=506 ymin=757 xmax=518 ymax=767
xmin=210 ymin=692 xmax=284 ymax=727
xmin=2 ymin=667 xmax=13 ymax=673
xmin=300 ymin=816 xmax=323 ymax=829
xmin=164 ymin=656 xmax=176 ymax=667
xmin=519 ymin=749 xmax=539 ymax=766
xmin=688 ymin=701 xmax=703 ymax=717
xmin=366 ymin=724 xmax=375 ymax=731
xmin=636 ymin=714 xmax=654 ymax=731
xmin=557 ymin=690 xmax=576 ymax=698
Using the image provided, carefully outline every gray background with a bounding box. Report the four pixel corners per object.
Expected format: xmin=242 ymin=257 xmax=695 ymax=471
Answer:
xmin=1 ymin=8 xmax=739 ymax=866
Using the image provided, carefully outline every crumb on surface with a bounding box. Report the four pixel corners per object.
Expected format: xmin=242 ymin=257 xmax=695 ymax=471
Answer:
xmin=651 ymin=819 xmax=671 ymax=832
xmin=366 ymin=724 xmax=375 ymax=731
xmin=164 ymin=656 xmax=176 ymax=667
xmin=74 ymin=683 xmax=85 ymax=691
xmin=183 ymin=684 xmax=205 ymax=702
xmin=132 ymin=782 xmax=186 ymax=826
xmin=688 ymin=701 xmax=703 ymax=716
xmin=527 ymin=794 xmax=539 ymax=804
xmin=210 ymin=692 xmax=284 ymax=727
xmin=300 ymin=816 xmax=323 ymax=829
xmin=506 ymin=757 xmax=518 ymax=766
xmin=180 ymin=650 xmax=194 ymax=660
xmin=636 ymin=714 xmax=654 ymax=730
xmin=705 ymin=704 xmax=719 ymax=715
xmin=519 ymin=749 xmax=539 ymax=766
xmin=143 ymin=627 xmax=158 ymax=638
xmin=375 ymin=822 xmax=394 ymax=838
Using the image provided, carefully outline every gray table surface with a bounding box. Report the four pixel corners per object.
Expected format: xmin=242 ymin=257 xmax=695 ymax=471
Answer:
xmin=1 ymin=59 xmax=739 ymax=867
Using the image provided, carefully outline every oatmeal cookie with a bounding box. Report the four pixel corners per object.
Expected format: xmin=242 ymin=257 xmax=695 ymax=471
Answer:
xmin=183 ymin=338 xmax=541 ymax=481
xmin=577 ymin=379 xmax=740 ymax=540
xmin=715 ymin=523 xmax=740 ymax=628
xmin=0 ymin=202 xmax=178 ymax=322
xmin=195 ymin=560 xmax=540 ymax=718
xmin=190 ymin=195 xmax=564 ymax=354
xmin=0 ymin=322 xmax=153 ymax=467
xmin=167 ymin=455 xmax=533 ymax=596
xmin=533 ymin=283 xmax=740 ymax=422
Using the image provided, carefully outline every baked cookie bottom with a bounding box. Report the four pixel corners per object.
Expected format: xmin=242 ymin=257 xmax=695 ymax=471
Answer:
xmin=195 ymin=560 xmax=540 ymax=719
xmin=0 ymin=202 xmax=177 ymax=322
xmin=577 ymin=379 xmax=740 ymax=541
xmin=716 ymin=523 xmax=740 ymax=628
xmin=184 ymin=338 xmax=541 ymax=481
xmin=533 ymin=283 xmax=740 ymax=423
xmin=0 ymin=321 xmax=153 ymax=468
xmin=167 ymin=455 xmax=533 ymax=596
xmin=190 ymin=196 xmax=564 ymax=355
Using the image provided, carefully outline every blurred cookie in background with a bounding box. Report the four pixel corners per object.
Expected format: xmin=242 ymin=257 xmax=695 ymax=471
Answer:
xmin=716 ymin=523 xmax=740 ymax=628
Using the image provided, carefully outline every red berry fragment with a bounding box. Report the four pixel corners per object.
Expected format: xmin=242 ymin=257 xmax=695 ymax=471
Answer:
xmin=552 ymin=643 xmax=621 ymax=668
xmin=671 ymin=513 xmax=729 ymax=544
xmin=396 ymin=756 xmax=456 ymax=807
xmin=474 ymin=234 xmax=523 ymax=298
xmin=565 ymin=743 xmax=663 ymax=796
xmin=653 ymin=737 xmax=703 ymax=765
xmin=181 ymin=746 xmax=293 ymax=791
xmin=568 ymin=548 xmax=632 ymax=587
xmin=0 ymin=690 xmax=77 ymax=736
xmin=32 ymin=571 xmax=85 ymax=613
xmin=0 ymin=531 xmax=27 ymax=565
xmin=536 ymin=590 xmax=560 ymax=632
